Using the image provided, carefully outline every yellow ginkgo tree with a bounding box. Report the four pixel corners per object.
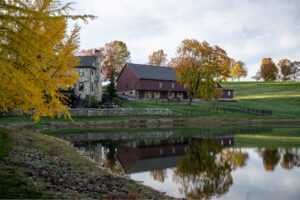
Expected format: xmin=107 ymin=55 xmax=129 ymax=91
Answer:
xmin=0 ymin=0 xmax=94 ymax=121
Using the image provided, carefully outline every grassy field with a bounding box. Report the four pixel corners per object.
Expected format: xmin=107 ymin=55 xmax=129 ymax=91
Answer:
xmin=123 ymin=100 xmax=264 ymax=120
xmin=222 ymin=82 xmax=300 ymax=118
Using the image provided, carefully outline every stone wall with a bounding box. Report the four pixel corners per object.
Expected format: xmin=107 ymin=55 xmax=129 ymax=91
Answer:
xmin=69 ymin=108 xmax=174 ymax=117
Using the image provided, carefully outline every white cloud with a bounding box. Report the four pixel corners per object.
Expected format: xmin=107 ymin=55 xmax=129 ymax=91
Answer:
xmin=66 ymin=0 xmax=300 ymax=80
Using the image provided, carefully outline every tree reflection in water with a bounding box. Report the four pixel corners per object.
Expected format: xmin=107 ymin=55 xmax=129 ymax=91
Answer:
xmin=258 ymin=148 xmax=300 ymax=171
xmin=258 ymin=148 xmax=280 ymax=171
xmin=281 ymin=149 xmax=300 ymax=170
xmin=173 ymin=139 xmax=248 ymax=199
xmin=150 ymin=169 xmax=167 ymax=183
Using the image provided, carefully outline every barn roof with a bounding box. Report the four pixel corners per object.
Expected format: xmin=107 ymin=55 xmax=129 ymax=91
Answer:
xmin=78 ymin=56 xmax=96 ymax=67
xmin=127 ymin=63 xmax=178 ymax=81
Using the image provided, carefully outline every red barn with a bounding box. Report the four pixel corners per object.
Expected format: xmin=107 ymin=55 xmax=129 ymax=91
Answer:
xmin=116 ymin=63 xmax=233 ymax=100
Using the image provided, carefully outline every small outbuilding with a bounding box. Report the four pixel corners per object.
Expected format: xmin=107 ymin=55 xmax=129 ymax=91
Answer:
xmin=116 ymin=63 xmax=233 ymax=100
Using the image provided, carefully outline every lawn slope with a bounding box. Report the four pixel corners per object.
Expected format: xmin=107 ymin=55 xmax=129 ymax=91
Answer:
xmin=222 ymin=82 xmax=300 ymax=118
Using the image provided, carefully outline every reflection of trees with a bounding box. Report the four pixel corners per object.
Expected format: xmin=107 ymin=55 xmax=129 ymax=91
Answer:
xmin=259 ymin=148 xmax=300 ymax=171
xmin=258 ymin=148 xmax=280 ymax=171
xmin=173 ymin=140 xmax=248 ymax=199
xmin=88 ymin=140 xmax=126 ymax=175
xmin=280 ymin=149 xmax=300 ymax=170
xmin=150 ymin=169 xmax=167 ymax=183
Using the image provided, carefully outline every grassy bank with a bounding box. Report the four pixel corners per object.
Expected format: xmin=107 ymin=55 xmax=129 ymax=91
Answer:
xmin=0 ymin=128 xmax=167 ymax=199
xmin=0 ymin=128 xmax=46 ymax=198
xmin=222 ymin=82 xmax=300 ymax=118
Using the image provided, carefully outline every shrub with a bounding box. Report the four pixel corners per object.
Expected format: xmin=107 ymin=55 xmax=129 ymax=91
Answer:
xmin=89 ymin=95 xmax=99 ymax=108
xmin=113 ymin=97 xmax=121 ymax=106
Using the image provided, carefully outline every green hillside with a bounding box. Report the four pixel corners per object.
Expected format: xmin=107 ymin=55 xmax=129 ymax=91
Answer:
xmin=222 ymin=82 xmax=300 ymax=118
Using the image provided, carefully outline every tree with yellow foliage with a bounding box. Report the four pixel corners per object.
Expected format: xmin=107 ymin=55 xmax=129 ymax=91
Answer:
xmin=173 ymin=39 xmax=231 ymax=105
xmin=230 ymin=60 xmax=247 ymax=81
xmin=148 ymin=49 xmax=167 ymax=66
xmin=0 ymin=0 xmax=94 ymax=121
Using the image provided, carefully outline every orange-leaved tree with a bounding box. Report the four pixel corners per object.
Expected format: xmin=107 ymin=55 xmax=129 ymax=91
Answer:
xmin=260 ymin=58 xmax=278 ymax=81
xmin=173 ymin=39 xmax=231 ymax=105
xmin=101 ymin=41 xmax=130 ymax=80
xmin=278 ymin=59 xmax=293 ymax=81
xmin=148 ymin=49 xmax=168 ymax=66
xmin=0 ymin=0 xmax=94 ymax=121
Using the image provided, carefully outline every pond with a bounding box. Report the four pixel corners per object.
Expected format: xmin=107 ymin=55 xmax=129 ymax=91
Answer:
xmin=54 ymin=127 xmax=300 ymax=199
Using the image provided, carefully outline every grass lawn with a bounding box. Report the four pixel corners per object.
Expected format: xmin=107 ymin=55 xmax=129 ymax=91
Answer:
xmin=123 ymin=100 xmax=266 ymax=120
xmin=222 ymin=82 xmax=300 ymax=118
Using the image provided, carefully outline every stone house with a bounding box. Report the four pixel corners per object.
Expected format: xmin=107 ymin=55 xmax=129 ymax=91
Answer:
xmin=116 ymin=63 xmax=233 ymax=100
xmin=74 ymin=50 xmax=102 ymax=102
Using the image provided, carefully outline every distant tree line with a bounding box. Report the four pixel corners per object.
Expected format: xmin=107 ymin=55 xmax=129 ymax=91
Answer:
xmin=252 ymin=58 xmax=299 ymax=82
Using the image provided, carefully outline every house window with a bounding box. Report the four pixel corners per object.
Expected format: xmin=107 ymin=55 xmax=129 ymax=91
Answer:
xmin=126 ymin=84 xmax=128 ymax=89
xmin=91 ymin=82 xmax=93 ymax=92
xmin=79 ymin=68 xmax=84 ymax=76
xmin=91 ymin=69 xmax=94 ymax=75
xmin=79 ymin=82 xmax=84 ymax=91
xmin=172 ymin=83 xmax=175 ymax=89
xmin=228 ymin=91 xmax=231 ymax=96
xmin=159 ymin=82 xmax=163 ymax=88
xmin=184 ymin=84 xmax=186 ymax=89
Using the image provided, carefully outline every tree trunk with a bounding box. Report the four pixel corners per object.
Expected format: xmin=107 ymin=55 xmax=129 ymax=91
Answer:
xmin=188 ymin=97 xmax=193 ymax=106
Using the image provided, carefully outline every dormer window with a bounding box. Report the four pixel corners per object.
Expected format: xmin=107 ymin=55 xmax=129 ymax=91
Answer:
xmin=159 ymin=82 xmax=163 ymax=88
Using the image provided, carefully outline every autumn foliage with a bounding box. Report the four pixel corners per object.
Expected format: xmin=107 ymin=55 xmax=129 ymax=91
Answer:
xmin=259 ymin=58 xmax=278 ymax=81
xmin=0 ymin=0 xmax=93 ymax=121
xmin=230 ymin=60 xmax=247 ymax=81
xmin=148 ymin=49 xmax=168 ymax=66
xmin=80 ymin=41 xmax=130 ymax=80
xmin=173 ymin=39 xmax=231 ymax=105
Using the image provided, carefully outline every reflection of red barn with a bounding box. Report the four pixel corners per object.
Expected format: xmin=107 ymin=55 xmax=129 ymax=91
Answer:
xmin=117 ymin=136 xmax=234 ymax=174
xmin=116 ymin=63 xmax=234 ymax=100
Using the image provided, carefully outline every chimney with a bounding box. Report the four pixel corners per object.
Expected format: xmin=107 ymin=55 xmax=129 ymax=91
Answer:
xmin=95 ymin=49 xmax=101 ymax=58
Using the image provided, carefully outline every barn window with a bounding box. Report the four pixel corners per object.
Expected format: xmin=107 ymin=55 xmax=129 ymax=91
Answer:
xmin=160 ymin=148 xmax=164 ymax=155
xmin=159 ymin=82 xmax=163 ymax=88
xmin=79 ymin=68 xmax=84 ymax=76
xmin=79 ymin=82 xmax=84 ymax=91
xmin=172 ymin=83 xmax=175 ymax=89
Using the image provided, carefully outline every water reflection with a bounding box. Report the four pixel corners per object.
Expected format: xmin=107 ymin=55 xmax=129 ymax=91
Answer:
xmin=70 ymin=134 xmax=300 ymax=199
xmin=173 ymin=140 xmax=248 ymax=199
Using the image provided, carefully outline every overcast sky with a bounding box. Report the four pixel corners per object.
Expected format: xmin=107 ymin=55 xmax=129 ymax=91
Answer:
xmin=67 ymin=0 xmax=300 ymax=80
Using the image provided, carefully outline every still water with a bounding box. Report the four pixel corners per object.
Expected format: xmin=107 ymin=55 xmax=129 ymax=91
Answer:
xmin=56 ymin=127 xmax=300 ymax=199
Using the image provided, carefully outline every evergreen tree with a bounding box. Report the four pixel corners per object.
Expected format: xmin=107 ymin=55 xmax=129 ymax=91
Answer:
xmin=105 ymin=74 xmax=117 ymax=101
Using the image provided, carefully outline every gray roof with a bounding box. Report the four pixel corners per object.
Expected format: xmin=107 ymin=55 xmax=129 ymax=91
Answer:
xmin=127 ymin=155 xmax=182 ymax=174
xmin=78 ymin=56 xmax=96 ymax=67
xmin=127 ymin=63 xmax=178 ymax=81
